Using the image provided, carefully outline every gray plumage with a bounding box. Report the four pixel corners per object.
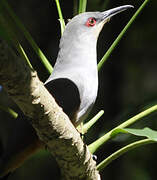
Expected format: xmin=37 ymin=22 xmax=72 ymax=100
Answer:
xmin=45 ymin=5 xmax=133 ymax=126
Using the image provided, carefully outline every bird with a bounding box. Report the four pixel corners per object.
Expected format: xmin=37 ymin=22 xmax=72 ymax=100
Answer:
xmin=44 ymin=5 xmax=133 ymax=127
xmin=0 ymin=5 xmax=133 ymax=177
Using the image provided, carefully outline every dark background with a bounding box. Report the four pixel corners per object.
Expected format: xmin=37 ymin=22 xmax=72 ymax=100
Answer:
xmin=0 ymin=0 xmax=157 ymax=179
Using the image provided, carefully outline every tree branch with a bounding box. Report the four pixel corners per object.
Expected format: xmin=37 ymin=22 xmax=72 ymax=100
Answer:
xmin=0 ymin=40 xmax=100 ymax=180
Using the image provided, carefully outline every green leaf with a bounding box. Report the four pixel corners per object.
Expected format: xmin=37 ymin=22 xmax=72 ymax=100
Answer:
xmin=88 ymin=104 xmax=157 ymax=154
xmin=123 ymin=127 xmax=157 ymax=141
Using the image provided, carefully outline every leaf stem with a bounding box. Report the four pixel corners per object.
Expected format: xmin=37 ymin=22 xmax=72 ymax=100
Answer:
xmin=0 ymin=11 xmax=32 ymax=69
xmin=83 ymin=110 xmax=104 ymax=133
xmin=78 ymin=0 xmax=87 ymax=14
xmin=0 ymin=105 xmax=18 ymax=118
xmin=98 ymin=0 xmax=149 ymax=71
xmin=88 ymin=104 xmax=157 ymax=154
xmin=2 ymin=0 xmax=53 ymax=74
xmin=97 ymin=138 xmax=155 ymax=171
xmin=55 ymin=0 xmax=65 ymax=35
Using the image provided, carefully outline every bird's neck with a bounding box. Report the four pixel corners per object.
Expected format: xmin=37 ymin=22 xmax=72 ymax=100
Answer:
xmin=55 ymin=33 xmax=98 ymax=73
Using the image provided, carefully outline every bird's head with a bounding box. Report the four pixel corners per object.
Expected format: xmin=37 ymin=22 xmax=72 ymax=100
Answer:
xmin=64 ymin=5 xmax=133 ymax=40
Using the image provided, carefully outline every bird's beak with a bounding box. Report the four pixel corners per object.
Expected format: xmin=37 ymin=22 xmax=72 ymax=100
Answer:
xmin=93 ymin=5 xmax=133 ymax=38
xmin=100 ymin=5 xmax=134 ymax=23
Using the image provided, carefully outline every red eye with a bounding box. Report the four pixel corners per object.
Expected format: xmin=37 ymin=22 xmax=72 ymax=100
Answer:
xmin=86 ymin=17 xmax=96 ymax=27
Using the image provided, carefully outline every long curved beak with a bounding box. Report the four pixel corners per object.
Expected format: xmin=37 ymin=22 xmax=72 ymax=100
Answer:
xmin=101 ymin=5 xmax=134 ymax=21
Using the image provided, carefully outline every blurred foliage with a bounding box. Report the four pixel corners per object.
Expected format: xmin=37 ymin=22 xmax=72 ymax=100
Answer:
xmin=0 ymin=0 xmax=157 ymax=179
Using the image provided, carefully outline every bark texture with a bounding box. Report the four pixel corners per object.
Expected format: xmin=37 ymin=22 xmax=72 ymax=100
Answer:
xmin=0 ymin=40 xmax=100 ymax=180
